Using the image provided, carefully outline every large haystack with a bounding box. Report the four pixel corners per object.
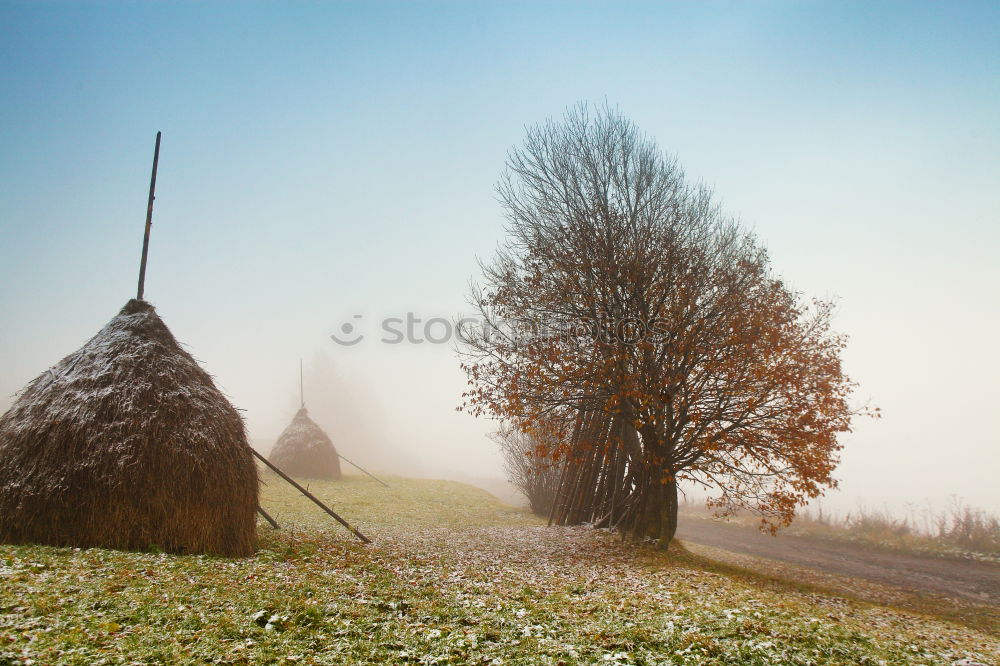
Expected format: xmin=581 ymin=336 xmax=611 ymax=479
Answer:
xmin=0 ymin=299 xmax=258 ymax=557
xmin=268 ymin=408 xmax=342 ymax=480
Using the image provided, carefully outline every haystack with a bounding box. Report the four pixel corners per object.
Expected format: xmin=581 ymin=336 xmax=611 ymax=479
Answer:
xmin=268 ymin=408 xmax=342 ymax=480
xmin=0 ymin=299 xmax=259 ymax=556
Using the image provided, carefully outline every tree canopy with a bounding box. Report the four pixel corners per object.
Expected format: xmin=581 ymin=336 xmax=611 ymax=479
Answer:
xmin=461 ymin=104 xmax=875 ymax=547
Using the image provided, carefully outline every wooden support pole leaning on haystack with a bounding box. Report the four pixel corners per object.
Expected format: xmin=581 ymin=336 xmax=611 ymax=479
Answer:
xmin=257 ymin=506 xmax=280 ymax=530
xmin=337 ymin=453 xmax=389 ymax=488
xmin=137 ymin=131 xmax=161 ymax=301
xmin=253 ymin=449 xmax=371 ymax=544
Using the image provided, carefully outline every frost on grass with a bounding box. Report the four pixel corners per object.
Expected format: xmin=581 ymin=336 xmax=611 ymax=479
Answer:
xmin=1 ymin=476 xmax=998 ymax=665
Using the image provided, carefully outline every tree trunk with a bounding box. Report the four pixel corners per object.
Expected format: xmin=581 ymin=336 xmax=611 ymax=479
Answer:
xmin=657 ymin=475 xmax=678 ymax=549
xmin=644 ymin=471 xmax=664 ymax=542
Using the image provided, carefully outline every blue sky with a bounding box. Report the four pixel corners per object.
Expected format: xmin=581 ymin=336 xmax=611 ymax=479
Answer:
xmin=1 ymin=1 xmax=998 ymax=511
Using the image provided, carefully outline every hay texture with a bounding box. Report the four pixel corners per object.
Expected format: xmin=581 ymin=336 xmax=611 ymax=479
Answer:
xmin=0 ymin=299 xmax=258 ymax=557
xmin=268 ymin=408 xmax=342 ymax=480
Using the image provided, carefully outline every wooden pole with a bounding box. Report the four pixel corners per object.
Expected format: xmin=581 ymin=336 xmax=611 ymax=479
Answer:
xmin=337 ymin=453 xmax=390 ymax=488
xmin=257 ymin=506 xmax=280 ymax=530
xmin=137 ymin=131 xmax=161 ymax=301
xmin=299 ymin=358 xmax=304 ymax=409
xmin=252 ymin=449 xmax=371 ymax=544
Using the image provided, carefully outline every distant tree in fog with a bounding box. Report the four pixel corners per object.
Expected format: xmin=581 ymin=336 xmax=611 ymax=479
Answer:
xmin=490 ymin=422 xmax=562 ymax=517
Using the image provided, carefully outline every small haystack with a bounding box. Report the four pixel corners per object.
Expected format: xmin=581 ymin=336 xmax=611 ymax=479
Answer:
xmin=0 ymin=299 xmax=259 ymax=556
xmin=268 ymin=408 xmax=342 ymax=480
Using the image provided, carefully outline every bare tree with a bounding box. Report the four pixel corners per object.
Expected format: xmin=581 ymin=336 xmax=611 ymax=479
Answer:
xmin=490 ymin=421 xmax=563 ymax=517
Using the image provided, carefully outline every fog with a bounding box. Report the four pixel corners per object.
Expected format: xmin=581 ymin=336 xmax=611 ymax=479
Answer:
xmin=252 ymin=351 xmax=514 ymax=502
xmin=1 ymin=3 xmax=997 ymax=520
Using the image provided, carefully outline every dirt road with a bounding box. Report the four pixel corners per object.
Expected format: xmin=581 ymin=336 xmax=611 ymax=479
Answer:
xmin=677 ymin=517 xmax=1000 ymax=606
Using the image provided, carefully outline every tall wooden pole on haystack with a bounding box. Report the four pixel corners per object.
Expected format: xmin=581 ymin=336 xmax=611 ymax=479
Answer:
xmin=137 ymin=131 xmax=161 ymax=301
xmin=300 ymin=358 xmax=304 ymax=409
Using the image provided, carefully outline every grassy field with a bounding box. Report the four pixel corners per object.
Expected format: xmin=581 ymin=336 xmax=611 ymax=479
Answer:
xmin=1 ymin=474 xmax=998 ymax=665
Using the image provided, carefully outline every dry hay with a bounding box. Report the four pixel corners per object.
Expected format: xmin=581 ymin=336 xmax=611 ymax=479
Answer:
xmin=0 ymin=299 xmax=258 ymax=557
xmin=268 ymin=408 xmax=342 ymax=481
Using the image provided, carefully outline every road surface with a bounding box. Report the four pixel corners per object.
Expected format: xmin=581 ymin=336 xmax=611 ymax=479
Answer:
xmin=677 ymin=517 xmax=1000 ymax=606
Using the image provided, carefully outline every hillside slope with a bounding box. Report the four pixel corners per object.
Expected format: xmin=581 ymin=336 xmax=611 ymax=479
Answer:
xmin=0 ymin=476 xmax=996 ymax=665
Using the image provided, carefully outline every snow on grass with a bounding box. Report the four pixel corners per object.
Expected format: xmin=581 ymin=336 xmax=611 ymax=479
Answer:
xmin=0 ymin=474 xmax=996 ymax=664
